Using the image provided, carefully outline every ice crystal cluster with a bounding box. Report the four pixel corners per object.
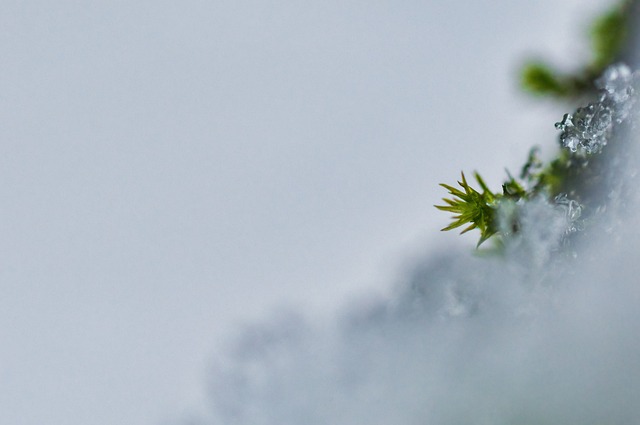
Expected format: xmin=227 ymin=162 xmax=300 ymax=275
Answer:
xmin=555 ymin=63 xmax=639 ymax=154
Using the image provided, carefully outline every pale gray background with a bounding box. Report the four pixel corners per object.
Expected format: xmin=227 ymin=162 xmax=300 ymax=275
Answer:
xmin=0 ymin=1 xmax=608 ymax=424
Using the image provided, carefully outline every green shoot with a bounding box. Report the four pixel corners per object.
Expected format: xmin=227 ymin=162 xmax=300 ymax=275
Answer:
xmin=435 ymin=172 xmax=499 ymax=247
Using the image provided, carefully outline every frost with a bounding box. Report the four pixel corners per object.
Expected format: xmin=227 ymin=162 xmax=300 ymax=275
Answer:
xmin=555 ymin=63 xmax=639 ymax=154
xmin=496 ymin=196 xmax=578 ymax=269
xmin=496 ymin=194 xmax=581 ymax=247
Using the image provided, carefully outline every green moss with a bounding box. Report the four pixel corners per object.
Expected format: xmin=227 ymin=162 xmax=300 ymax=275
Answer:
xmin=437 ymin=1 xmax=629 ymax=247
xmin=519 ymin=1 xmax=629 ymax=98
xmin=521 ymin=63 xmax=569 ymax=96
xmin=435 ymin=172 xmax=499 ymax=247
xmin=591 ymin=4 xmax=627 ymax=70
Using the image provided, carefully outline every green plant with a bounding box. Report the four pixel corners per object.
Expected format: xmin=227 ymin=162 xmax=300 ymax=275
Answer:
xmin=435 ymin=172 xmax=499 ymax=247
xmin=520 ymin=1 xmax=629 ymax=98
xmin=436 ymin=0 xmax=636 ymax=247
xmin=435 ymin=155 xmax=556 ymax=247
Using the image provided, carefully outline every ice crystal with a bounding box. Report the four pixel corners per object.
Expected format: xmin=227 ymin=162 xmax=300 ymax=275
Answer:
xmin=555 ymin=63 xmax=638 ymax=154
xmin=555 ymin=106 xmax=611 ymax=154
xmin=554 ymin=193 xmax=583 ymax=234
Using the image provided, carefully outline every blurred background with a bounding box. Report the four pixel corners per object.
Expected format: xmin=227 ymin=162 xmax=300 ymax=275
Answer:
xmin=0 ymin=1 xmax=610 ymax=423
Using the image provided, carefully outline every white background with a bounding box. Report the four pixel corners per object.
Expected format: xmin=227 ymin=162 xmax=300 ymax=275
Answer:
xmin=0 ymin=1 xmax=608 ymax=423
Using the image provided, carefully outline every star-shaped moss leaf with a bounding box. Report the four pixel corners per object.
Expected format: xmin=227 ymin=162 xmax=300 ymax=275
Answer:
xmin=435 ymin=172 xmax=500 ymax=246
